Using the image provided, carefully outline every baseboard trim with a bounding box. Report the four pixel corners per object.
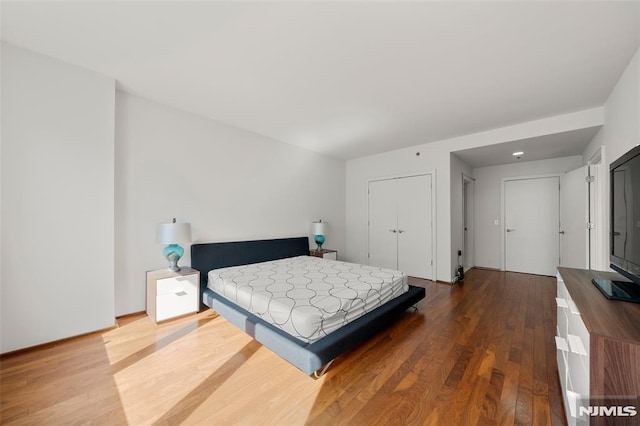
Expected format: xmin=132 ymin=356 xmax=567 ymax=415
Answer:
xmin=472 ymin=266 xmax=502 ymax=272
xmin=0 ymin=322 xmax=118 ymax=358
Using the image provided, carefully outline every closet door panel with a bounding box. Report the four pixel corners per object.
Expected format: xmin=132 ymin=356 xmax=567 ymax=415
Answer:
xmin=368 ymin=179 xmax=398 ymax=270
xmin=397 ymin=175 xmax=433 ymax=279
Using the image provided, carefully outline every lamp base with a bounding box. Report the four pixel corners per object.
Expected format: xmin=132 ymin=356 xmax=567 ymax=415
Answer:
xmin=314 ymin=235 xmax=325 ymax=252
xmin=164 ymin=244 xmax=184 ymax=272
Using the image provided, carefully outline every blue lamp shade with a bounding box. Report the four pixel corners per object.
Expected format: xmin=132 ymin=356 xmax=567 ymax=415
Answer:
xmin=312 ymin=220 xmax=328 ymax=252
xmin=156 ymin=219 xmax=192 ymax=271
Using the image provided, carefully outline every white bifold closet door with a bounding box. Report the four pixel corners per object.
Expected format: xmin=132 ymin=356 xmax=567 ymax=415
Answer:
xmin=368 ymin=174 xmax=433 ymax=279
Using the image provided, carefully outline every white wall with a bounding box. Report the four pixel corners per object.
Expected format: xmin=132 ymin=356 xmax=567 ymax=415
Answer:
xmin=471 ymin=156 xmax=583 ymax=270
xmin=115 ymin=93 xmax=346 ymax=315
xmin=583 ymin=45 xmax=640 ymax=268
xmin=1 ymin=44 xmax=115 ymax=352
xmin=346 ymin=148 xmax=445 ymax=279
xmin=590 ymin=46 xmax=640 ymax=164
xmin=346 ymin=108 xmax=603 ymax=282
xmin=468 ymin=46 xmax=639 ymax=274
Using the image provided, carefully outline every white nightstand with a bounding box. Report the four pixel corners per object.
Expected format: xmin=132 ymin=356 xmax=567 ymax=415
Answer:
xmin=146 ymin=267 xmax=200 ymax=322
xmin=309 ymin=249 xmax=337 ymax=260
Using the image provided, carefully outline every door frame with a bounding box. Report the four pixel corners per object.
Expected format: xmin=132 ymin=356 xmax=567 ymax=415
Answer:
xmin=462 ymin=173 xmax=475 ymax=271
xmin=367 ymin=170 xmax=437 ymax=282
xmin=500 ymin=173 xmax=562 ymax=272
xmin=588 ymin=146 xmax=607 ymax=270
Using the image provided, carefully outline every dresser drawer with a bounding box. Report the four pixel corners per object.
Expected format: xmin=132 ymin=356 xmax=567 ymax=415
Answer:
xmin=557 ymin=275 xmax=569 ymax=299
xmin=567 ymin=348 xmax=590 ymax=398
xmin=567 ymin=311 xmax=590 ymax=358
xmin=557 ymin=299 xmax=568 ymax=338
xmin=556 ymin=336 xmax=568 ymax=394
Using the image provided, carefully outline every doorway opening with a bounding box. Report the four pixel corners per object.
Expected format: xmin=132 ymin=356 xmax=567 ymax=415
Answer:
xmin=462 ymin=174 xmax=474 ymax=272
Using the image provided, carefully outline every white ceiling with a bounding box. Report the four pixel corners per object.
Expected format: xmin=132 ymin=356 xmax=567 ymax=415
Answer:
xmin=453 ymin=126 xmax=601 ymax=168
xmin=2 ymin=1 xmax=639 ymax=162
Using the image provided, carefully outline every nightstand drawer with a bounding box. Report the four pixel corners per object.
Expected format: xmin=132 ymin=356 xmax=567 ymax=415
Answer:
xmin=157 ymin=275 xmax=197 ymax=295
xmin=156 ymin=286 xmax=198 ymax=322
xmin=310 ymin=249 xmax=337 ymax=260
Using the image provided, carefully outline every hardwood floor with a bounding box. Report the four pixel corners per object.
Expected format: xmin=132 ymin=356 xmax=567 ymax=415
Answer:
xmin=0 ymin=269 xmax=565 ymax=425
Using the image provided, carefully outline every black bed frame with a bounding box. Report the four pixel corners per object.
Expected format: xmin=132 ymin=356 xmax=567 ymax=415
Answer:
xmin=191 ymin=236 xmax=425 ymax=376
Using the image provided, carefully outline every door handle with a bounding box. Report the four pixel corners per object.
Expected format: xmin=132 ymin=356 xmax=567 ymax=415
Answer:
xmin=559 ymin=231 xmax=565 ymax=235
xmin=506 ymin=229 xmax=515 ymax=232
xmin=389 ymin=229 xmax=397 ymax=233
xmin=398 ymin=230 xmax=405 ymax=233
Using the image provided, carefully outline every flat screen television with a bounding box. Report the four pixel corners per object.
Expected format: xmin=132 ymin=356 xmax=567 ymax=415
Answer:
xmin=592 ymin=144 xmax=640 ymax=303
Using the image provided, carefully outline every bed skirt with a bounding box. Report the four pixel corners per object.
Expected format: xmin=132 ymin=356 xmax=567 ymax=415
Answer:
xmin=203 ymin=285 xmax=425 ymax=375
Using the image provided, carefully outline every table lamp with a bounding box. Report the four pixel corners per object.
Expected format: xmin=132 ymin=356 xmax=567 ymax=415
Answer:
xmin=156 ymin=218 xmax=192 ymax=271
xmin=312 ymin=220 xmax=327 ymax=252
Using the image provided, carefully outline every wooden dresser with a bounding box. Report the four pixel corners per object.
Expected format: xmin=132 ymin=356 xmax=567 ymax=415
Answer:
xmin=556 ymin=267 xmax=640 ymax=425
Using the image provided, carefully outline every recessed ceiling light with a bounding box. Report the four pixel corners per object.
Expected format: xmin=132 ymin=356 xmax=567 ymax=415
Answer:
xmin=512 ymin=151 xmax=524 ymax=156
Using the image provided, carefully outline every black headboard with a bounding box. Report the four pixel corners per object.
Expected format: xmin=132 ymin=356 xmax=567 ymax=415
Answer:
xmin=191 ymin=236 xmax=310 ymax=295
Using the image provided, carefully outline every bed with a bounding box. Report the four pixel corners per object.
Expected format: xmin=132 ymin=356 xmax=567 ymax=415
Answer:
xmin=191 ymin=236 xmax=425 ymax=376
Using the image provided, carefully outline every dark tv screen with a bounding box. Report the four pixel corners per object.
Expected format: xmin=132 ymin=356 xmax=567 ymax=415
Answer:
xmin=610 ymin=145 xmax=640 ymax=279
xmin=596 ymin=145 xmax=640 ymax=303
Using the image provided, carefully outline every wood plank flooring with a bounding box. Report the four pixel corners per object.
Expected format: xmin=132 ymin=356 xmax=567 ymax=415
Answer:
xmin=0 ymin=269 xmax=566 ymax=425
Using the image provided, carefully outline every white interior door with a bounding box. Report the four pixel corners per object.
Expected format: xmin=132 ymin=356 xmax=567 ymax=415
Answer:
xmin=560 ymin=166 xmax=588 ymax=268
xmin=504 ymin=177 xmax=559 ymax=276
xmin=588 ymin=152 xmax=606 ymax=270
xmin=397 ymin=174 xmax=433 ymax=278
xmin=368 ymin=179 xmax=398 ymax=270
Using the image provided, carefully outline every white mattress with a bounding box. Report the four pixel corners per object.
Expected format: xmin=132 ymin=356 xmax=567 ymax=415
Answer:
xmin=207 ymin=256 xmax=408 ymax=343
